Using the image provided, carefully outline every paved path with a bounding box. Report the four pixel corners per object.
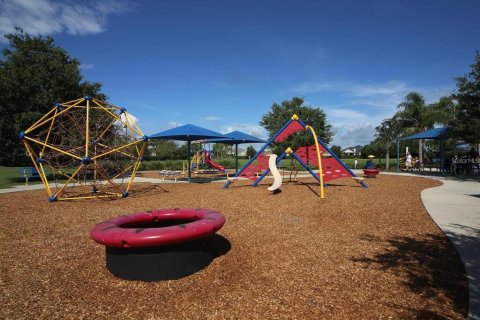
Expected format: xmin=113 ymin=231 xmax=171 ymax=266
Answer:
xmin=0 ymin=177 xmax=184 ymax=194
xmin=1 ymin=172 xmax=479 ymax=318
xmin=421 ymin=177 xmax=480 ymax=320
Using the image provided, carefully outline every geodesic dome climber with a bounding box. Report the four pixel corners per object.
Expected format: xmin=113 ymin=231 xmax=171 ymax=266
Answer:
xmin=19 ymin=96 xmax=148 ymax=201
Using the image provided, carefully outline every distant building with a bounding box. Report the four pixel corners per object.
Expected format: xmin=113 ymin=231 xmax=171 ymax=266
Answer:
xmin=342 ymin=145 xmax=363 ymax=156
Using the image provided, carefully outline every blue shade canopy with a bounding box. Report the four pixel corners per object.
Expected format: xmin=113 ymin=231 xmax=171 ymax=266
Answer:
xmin=203 ymin=131 xmax=266 ymax=144
xmin=149 ymin=124 xmax=228 ymax=141
xmin=399 ymin=127 xmax=450 ymax=141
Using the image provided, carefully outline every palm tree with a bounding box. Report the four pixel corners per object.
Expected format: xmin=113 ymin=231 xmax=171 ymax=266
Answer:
xmin=396 ymin=92 xmax=435 ymax=166
xmin=397 ymin=92 xmax=455 ymax=166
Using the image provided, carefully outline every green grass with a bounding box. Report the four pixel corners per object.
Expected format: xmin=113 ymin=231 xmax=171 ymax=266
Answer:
xmin=0 ymin=166 xmax=43 ymax=189
xmin=0 ymin=158 xmax=400 ymax=189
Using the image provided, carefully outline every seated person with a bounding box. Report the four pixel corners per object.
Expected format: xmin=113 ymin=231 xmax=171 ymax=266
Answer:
xmin=365 ymin=155 xmax=375 ymax=169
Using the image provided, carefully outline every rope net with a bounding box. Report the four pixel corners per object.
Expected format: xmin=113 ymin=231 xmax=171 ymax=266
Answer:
xmin=22 ymin=97 xmax=146 ymax=201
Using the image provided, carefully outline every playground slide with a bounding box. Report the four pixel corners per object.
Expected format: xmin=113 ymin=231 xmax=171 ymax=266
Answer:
xmin=268 ymin=154 xmax=282 ymax=191
xmin=205 ymin=158 xmax=225 ymax=172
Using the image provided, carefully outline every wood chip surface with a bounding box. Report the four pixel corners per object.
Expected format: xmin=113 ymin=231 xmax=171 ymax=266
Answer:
xmin=0 ymin=175 xmax=467 ymax=319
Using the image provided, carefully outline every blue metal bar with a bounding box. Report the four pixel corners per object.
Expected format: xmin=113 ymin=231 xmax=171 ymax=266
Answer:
xmin=252 ymin=151 xmax=287 ymax=187
xmin=235 ymin=144 xmax=238 ymax=172
xmin=291 ymin=153 xmax=322 ymax=184
xmin=224 ymin=119 xmax=294 ymax=188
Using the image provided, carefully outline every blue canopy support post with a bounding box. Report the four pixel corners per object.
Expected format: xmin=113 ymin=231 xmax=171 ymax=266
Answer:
xmin=223 ymin=119 xmax=294 ymax=188
xmin=187 ymin=141 xmax=191 ymax=182
xmin=397 ymin=139 xmax=400 ymax=173
xmin=252 ymin=151 xmax=287 ymax=187
xmin=440 ymin=139 xmax=445 ymax=175
xmin=235 ymin=144 xmax=239 ymax=173
xmin=148 ymin=124 xmax=228 ymax=183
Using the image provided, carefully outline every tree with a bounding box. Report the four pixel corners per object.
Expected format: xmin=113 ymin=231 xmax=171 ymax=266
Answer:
xmin=396 ymin=92 xmax=433 ymax=166
xmin=213 ymin=143 xmax=230 ymax=158
xmin=396 ymin=92 xmax=457 ymax=166
xmin=374 ymin=115 xmax=402 ymax=170
xmin=452 ymin=51 xmax=480 ymax=145
xmin=0 ymin=29 xmax=106 ymax=165
xmin=153 ymin=140 xmax=179 ymax=160
xmin=246 ymin=145 xmax=257 ymax=158
xmin=330 ymin=145 xmax=342 ymax=157
xmin=260 ymin=97 xmax=333 ymax=154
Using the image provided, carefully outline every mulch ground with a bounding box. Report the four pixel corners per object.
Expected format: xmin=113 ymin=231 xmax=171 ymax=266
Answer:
xmin=0 ymin=174 xmax=468 ymax=319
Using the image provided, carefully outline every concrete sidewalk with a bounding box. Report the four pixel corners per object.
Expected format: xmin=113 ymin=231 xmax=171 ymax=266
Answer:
xmin=0 ymin=177 xmax=185 ymax=194
xmin=421 ymin=177 xmax=480 ymax=320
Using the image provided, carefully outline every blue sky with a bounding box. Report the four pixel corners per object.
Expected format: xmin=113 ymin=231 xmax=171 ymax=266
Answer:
xmin=1 ymin=0 xmax=479 ymax=148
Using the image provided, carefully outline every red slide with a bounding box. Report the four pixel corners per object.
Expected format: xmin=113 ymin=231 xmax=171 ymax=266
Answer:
xmin=204 ymin=152 xmax=225 ymax=172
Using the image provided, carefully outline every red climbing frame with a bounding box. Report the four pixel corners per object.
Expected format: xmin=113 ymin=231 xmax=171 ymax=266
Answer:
xmin=274 ymin=120 xmax=304 ymax=142
xmin=295 ymin=145 xmax=350 ymax=183
xmin=239 ymin=152 xmax=269 ymax=181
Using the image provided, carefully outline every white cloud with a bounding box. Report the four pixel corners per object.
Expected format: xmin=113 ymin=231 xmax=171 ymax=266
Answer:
xmin=331 ymin=123 xmax=376 ymax=148
xmin=292 ymin=81 xmax=346 ymax=94
xmin=293 ymin=79 xmax=453 ymax=110
xmin=328 ymin=108 xmax=370 ymax=122
xmin=220 ymin=123 xmax=267 ymax=140
xmin=166 ymin=121 xmax=180 ymax=129
xmin=204 ymin=116 xmax=221 ymax=121
xmin=80 ymin=63 xmax=94 ymax=70
xmin=0 ymin=0 xmax=134 ymax=42
xmin=350 ymin=81 xmax=408 ymax=96
xmin=292 ymin=79 xmax=454 ymax=146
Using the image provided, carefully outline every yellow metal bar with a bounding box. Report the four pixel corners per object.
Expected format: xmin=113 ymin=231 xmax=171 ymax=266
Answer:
xmin=61 ymin=97 xmax=84 ymax=105
xmin=91 ymin=139 xmax=144 ymax=160
xmin=26 ymin=107 xmax=57 ymax=132
xmin=24 ymin=136 xmax=82 ymax=160
xmin=40 ymin=108 xmax=58 ymax=156
xmin=96 ymin=142 xmax=136 ymax=159
xmin=26 ymin=99 xmax=84 ymax=133
xmin=85 ymin=98 xmax=90 ymax=157
xmin=126 ymin=142 xmax=146 ymax=192
xmin=94 ymin=117 xmax=117 ymax=143
xmin=92 ymin=99 xmax=143 ymax=136
xmin=95 ymin=167 xmax=124 ymax=195
xmin=305 ymin=125 xmax=325 ymax=199
xmin=112 ymin=163 xmax=134 ymax=180
xmin=23 ymin=141 xmax=52 ymax=196
xmin=94 ymin=144 xmax=98 ymax=182
xmin=125 ymin=111 xmax=144 ymax=136
xmin=57 ymin=194 xmax=122 ymax=201
xmin=37 ymin=162 xmax=52 ymax=195
xmin=93 ymin=98 xmax=123 ymax=110
xmin=53 ymin=165 xmax=84 ymax=199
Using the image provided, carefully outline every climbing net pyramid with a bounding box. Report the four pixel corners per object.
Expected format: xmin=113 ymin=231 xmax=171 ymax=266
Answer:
xmin=20 ymin=97 xmax=147 ymax=201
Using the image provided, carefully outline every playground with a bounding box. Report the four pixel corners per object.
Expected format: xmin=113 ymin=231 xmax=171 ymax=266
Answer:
xmin=0 ymin=175 xmax=468 ymax=319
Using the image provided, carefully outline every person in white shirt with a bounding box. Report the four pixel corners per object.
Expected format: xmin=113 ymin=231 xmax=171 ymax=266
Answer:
xmin=406 ymin=152 xmax=412 ymax=170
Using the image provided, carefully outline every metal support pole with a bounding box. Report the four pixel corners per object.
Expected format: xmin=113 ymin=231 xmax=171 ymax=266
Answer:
xmin=235 ymin=144 xmax=239 ymax=173
xmin=397 ymin=139 xmax=400 ymax=173
xmin=188 ymin=141 xmax=191 ymax=183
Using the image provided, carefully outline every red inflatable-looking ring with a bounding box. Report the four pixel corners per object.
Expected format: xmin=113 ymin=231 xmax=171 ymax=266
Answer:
xmin=90 ymin=208 xmax=225 ymax=248
xmin=363 ymin=168 xmax=380 ymax=177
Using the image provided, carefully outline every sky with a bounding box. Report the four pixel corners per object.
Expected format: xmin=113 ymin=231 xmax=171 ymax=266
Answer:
xmin=1 ymin=0 xmax=479 ymax=148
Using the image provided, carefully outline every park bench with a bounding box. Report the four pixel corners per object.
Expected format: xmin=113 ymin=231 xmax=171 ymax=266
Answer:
xmin=17 ymin=167 xmax=40 ymax=185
